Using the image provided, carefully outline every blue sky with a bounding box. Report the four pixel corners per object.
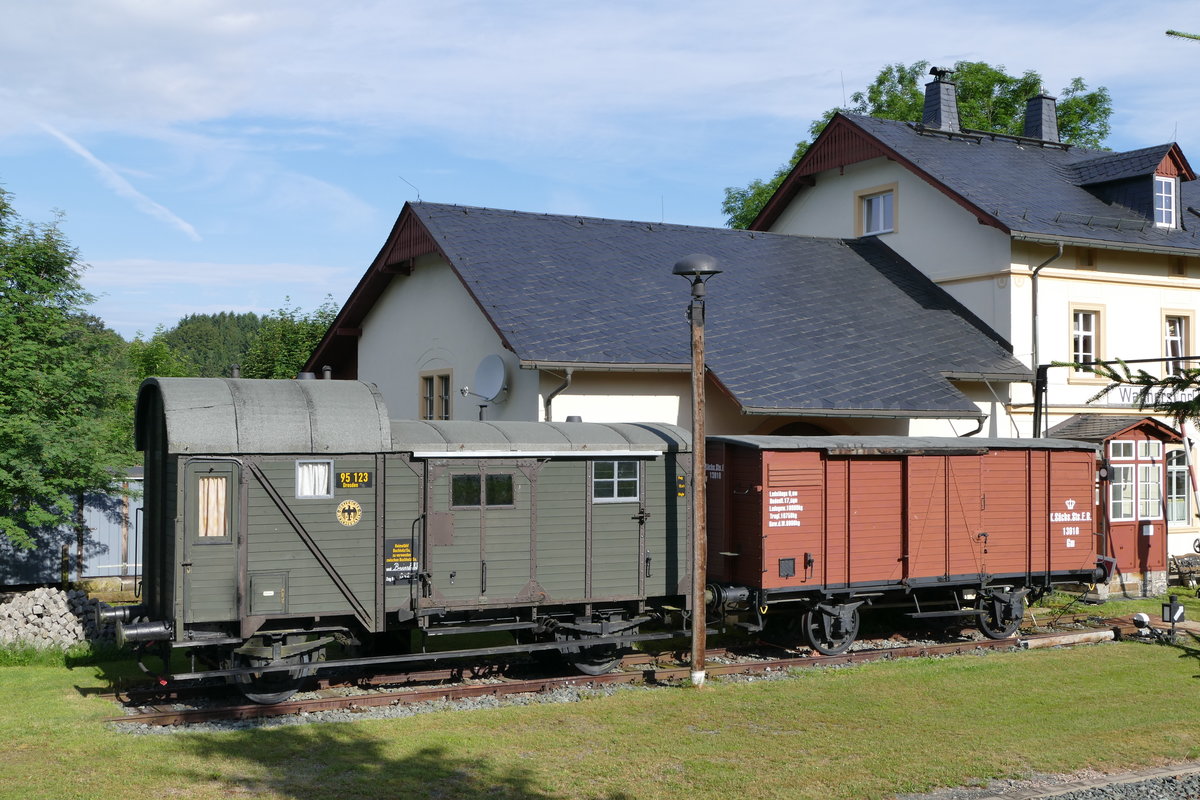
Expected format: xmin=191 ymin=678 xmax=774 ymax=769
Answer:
xmin=2 ymin=1 xmax=1198 ymax=339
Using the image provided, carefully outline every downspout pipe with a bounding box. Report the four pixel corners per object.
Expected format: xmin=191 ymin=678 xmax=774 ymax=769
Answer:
xmin=1030 ymin=242 xmax=1064 ymax=437
xmin=542 ymin=368 xmax=574 ymax=421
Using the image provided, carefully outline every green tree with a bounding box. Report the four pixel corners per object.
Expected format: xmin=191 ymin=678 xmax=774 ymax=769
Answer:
xmin=722 ymin=60 xmax=1112 ymax=228
xmin=0 ymin=189 xmax=134 ymax=548
xmin=1078 ymin=360 xmax=1200 ymax=425
xmin=127 ymin=325 xmax=196 ymax=380
xmin=160 ymin=311 xmax=262 ymax=377
xmin=241 ymin=297 xmax=338 ymax=380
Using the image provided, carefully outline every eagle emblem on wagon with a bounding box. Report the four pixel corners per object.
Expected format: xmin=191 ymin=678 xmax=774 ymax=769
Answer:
xmin=336 ymin=499 xmax=363 ymax=527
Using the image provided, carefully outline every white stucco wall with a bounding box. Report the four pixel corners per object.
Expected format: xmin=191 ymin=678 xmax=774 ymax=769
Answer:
xmin=770 ymin=158 xmax=1013 ymax=334
xmin=357 ymin=255 xmax=541 ymax=421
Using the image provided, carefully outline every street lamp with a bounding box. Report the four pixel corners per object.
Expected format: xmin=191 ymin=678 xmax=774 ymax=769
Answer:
xmin=673 ymin=252 xmax=721 ymax=688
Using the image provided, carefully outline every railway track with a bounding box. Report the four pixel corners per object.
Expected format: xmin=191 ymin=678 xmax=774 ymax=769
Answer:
xmin=107 ymin=622 xmax=1138 ymax=727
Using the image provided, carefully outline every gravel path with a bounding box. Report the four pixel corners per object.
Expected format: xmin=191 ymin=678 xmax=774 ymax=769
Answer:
xmin=893 ymin=762 xmax=1200 ymax=799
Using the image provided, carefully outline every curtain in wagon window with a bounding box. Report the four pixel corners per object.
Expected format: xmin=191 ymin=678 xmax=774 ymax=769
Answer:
xmin=198 ymin=475 xmax=228 ymax=537
xmin=296 ymin=461 xmax=332 ymax=498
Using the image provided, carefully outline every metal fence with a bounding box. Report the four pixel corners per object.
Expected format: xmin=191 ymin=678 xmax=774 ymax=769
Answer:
xmin=0 ymin=476 xmax=143 ymax=586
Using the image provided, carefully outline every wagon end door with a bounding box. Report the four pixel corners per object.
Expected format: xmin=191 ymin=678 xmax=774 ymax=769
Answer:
xmin=181 ymin=459 xmax=240 ymax=624
xmin=589 ymin=458 xmax=647 ymax=600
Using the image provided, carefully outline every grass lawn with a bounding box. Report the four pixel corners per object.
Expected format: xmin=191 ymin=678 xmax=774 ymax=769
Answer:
xmin=0 ymin=633 xmax=1198 ymax=800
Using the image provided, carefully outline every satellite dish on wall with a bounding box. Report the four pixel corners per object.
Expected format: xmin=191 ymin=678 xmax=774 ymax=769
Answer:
xmin=473 ymin=354 xmax=508 ymax=403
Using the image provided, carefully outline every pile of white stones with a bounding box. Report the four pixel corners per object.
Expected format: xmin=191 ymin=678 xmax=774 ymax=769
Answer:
xmin=0 ymin=587 xmax=114 ymax=648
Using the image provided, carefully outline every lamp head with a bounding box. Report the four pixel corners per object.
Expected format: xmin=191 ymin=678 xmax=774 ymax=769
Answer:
xmin=672 ymin=253 xmax=721 ymax=281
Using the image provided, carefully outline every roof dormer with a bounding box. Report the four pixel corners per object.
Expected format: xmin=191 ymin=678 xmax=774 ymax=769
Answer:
xmin=1069 ymin=144 xmax=1195 ymax=228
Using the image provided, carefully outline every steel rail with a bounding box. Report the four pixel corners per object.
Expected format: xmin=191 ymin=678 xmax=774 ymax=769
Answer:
xmin=107 ymin=627 xmax=1134 ymax=727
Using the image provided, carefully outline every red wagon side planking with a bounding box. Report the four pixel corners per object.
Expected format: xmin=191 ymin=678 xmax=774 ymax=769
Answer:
xmin=706 ymin=436 xmax=1112 ymax=654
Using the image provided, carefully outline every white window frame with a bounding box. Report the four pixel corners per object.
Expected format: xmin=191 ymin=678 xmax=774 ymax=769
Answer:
xmin=1072 ymin=309 xmax=1099 ymax=367
xmin=1164 ymin=314 xmax=1190 ymax=376
xmin=1139 ymin=463 xmax=1164 ymax=520
xmin=296 ymin=460 xmax=334 ymax=499
xmin=862 ymin=192 xmax=894 ymax=235
xmin=1138 ymin=440 xmax=1163 ymax=461
xmin=592 ymin=460 xmax=641 ymax=504
xmin=1109 ymin=464 xmax=1135 ymax=522
xmin=1109 ymin=440 xmax=1134 ymax=460
xmin=1155 ymin=176 xmax=1177 ymax=228
xmin=854 ymin=183 xmax=898 ymax=236
xmin=1167 ymin=450 xmax=1190 ymax=524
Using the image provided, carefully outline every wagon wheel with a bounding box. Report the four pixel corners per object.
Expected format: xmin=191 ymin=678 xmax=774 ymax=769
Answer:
xmin=554 ymin=630 xmax=623 ymax=676
xmin=230 ymin=647 xmax=318 ymax=705
xmin=976 ymin=591 xmax=1024 ymax=640
xmin=802 ymin=605 xmax=860 ymax=656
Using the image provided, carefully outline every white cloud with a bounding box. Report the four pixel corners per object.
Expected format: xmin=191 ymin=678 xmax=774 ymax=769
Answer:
xmin=6 ymin=0 xmax=1195 ymax=157
xmin=39 ymin=123 xmax=201 ymax=240
xmin=84 ymin=258 xmax=345 ymax=289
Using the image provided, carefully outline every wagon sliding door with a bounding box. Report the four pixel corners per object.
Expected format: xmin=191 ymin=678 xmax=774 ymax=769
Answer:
xmin=905 ymin=455 xmax=984 ymax=582
xmin=181 ymin=459 xmax=239 ymax=623
xmin=423 ymin=461 xmax=532 ymax=607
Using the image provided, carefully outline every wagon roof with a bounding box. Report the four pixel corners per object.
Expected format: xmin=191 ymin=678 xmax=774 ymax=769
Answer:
xmin=389 ymin=419 xmax=689 ymax=456
xmin=709 ymin=434 xmax=1097 ymax=455
xmin=136 ymin=378 xmax=392 ymax=454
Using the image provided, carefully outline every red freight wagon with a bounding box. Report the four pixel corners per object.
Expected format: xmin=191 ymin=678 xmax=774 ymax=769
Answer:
xmin=705 ymin=436 xmax=1114 ymax=654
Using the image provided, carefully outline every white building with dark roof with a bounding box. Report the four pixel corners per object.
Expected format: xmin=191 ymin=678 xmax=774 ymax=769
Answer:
xmin=751 ymin=67 xmax=1200 ymax=562
xmin=306 ymin=202 xmax=1029 ymax=438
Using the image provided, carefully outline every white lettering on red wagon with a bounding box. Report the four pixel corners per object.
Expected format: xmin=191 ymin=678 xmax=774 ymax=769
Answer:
xmin=767 ymin=489 xmax=803 ymax=528
xmin=1052 ymin=500 xmax=1089 ymax=543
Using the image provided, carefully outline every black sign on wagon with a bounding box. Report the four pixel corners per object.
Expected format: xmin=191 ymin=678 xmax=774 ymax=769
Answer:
xmin=384 ymin=539 xmax=418 ymax=584
xmin=338 ymin=470 xmax=373 ymax=489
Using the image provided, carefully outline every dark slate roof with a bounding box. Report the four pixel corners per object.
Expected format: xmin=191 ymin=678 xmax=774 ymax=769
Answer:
xmin=1067 ymin=145 xmax=1176 ymax=186
xmin=828 ymin=114 xmax=1200 ymax=252
xmin=1044 ymin=414 xmax=1177 ymax=442
xmin=400 ymin=202 xmax=1028 ymax=418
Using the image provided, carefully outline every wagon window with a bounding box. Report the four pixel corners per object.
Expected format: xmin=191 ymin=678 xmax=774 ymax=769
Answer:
xmin=451 ymin=474 xmax=481 ymax=507
xmin=486 ymin=474 xmax=514 ymax=506
xmin=296 ymin=460 xmax=333 ymax=498
xmin=197 ymin=475 xmax=229 ymax=538
xmin=1109 ymin=465 xmax=1135 ymax=521
xmin=593 ymin=460 xmax=639 ymax=502
xmin=451 ymin=473 xmax=514 ymax=508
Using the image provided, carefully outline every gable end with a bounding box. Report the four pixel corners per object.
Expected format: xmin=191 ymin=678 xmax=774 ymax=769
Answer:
xmin=752 ymin=114 xmax=1008 ymax=235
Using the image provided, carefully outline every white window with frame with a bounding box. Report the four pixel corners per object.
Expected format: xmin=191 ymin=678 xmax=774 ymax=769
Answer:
xmin=1138 ymin=440 xmax=1163 ymax=461
xmin=862 ymin=191 xmax=894 ymax=235
xmin=1138 ymin=463 xmax=1164 ymax=520
xmin=1109 ymin=464 xmax=1135 ymax=521
xmin=1109 ymin=440 xmax=1134 ymax=460
xmin=592 ymin=460 xmax=640 ymax=503
xmin=1072 ymin=309 xmax=1100 ymax=371
xmin=1165 ymin=315 xmax=1189 ymax=376
xmin=1167 ymin=450 xmax=1190 ymax=524
xmin=296 ymin=460 xmax=333 ymax=498
xmin=1154 ymin=176 xmax=1177 ymax=228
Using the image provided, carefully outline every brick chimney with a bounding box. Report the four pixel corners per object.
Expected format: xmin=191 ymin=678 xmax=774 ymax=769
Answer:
xmin=1023 ymin=92 xmax=1059 ymax=142
xmin=922 ymin=66 xmax=960 ymax=132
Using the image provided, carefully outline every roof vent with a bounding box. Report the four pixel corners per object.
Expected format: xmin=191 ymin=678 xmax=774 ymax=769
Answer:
xmin=1024 ymin=92 xmax=1059 ymax=142
xmin=922 ymin=66 xmax=961 ymax=133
